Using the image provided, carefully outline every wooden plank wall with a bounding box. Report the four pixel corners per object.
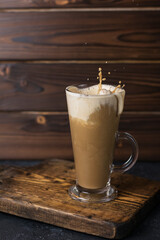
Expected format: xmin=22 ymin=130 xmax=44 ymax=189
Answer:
xmin=0 ymin=1 xmax=160 ymax=161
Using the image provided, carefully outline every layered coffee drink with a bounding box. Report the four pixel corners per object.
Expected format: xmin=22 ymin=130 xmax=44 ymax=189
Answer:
xmin=66 ymin=70 xmax=125 ymax=190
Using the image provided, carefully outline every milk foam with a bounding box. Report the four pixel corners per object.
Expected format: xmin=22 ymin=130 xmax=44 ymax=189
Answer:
xmin=66 ymin=84 xmax=125 ymax=121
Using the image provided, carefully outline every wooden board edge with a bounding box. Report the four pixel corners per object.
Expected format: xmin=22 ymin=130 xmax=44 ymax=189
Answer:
xmin=0 ymin=197 xmax=116 ymax=239
xmin=115 ymin=189 xmax=160 ymax=239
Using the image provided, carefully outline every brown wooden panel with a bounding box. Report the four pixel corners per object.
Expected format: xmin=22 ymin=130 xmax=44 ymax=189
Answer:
xmin=0 ymin=112 xmax=159 ymax=160
xmin=0 ymin=63 xmax=159 ymax=111
xmin=0 ymin=11 xmax=160 ymax=60
xmin=0 ymin=0 xmax=160 ymax=8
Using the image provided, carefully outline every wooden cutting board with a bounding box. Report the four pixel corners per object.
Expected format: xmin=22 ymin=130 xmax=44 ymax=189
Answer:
xmin=0 ymin=159 xmax=159 ymax=239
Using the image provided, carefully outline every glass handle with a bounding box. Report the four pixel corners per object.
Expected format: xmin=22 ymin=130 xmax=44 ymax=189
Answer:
xmin=113 ymin=132 xmax=139 ymax=173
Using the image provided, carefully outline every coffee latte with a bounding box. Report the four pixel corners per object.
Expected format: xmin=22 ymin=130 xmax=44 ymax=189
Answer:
xmin=66 ymin=84 xmax=125 ymax=189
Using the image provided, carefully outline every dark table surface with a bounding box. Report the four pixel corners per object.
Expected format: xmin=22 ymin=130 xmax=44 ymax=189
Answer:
xmin=0 ymin=160 xmax=160 ymax=240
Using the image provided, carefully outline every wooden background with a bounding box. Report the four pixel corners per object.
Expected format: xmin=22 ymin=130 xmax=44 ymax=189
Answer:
xmin=0 ymin=1 xmax=159 ymax=161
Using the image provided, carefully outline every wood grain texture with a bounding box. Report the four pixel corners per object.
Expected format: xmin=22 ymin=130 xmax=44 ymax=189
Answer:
xmin=0 ymin=62 xmax=159 ymax=111
xmin=0 ymin=111 xmax=159 ymax=160
xmin=0 ymin=159 xmax=160 ymax=239
xmin=0 ymin=0 xmax=160 ymax=8
xmin=0 ymin=11 xmax=160 ymax=60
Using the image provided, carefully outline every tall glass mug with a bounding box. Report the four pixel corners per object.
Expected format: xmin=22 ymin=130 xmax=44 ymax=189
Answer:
xmin=65 ymin=84 xmax=138 ymax=203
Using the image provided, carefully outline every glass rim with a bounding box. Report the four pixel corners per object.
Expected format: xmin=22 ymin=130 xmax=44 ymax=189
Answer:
xmin=65 ymin=84 xmax=125 ymax=98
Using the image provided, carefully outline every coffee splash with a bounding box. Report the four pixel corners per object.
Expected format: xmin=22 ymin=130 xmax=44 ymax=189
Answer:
xmin=112 ymin=81 xmax=125 ymax=94
xmin=97 ymin=68 xmax=125 ymax=94
xmin=97 ymin=67 xmax=106 ymax=94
